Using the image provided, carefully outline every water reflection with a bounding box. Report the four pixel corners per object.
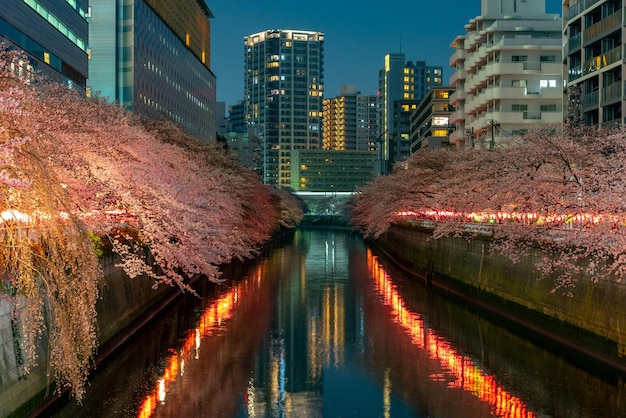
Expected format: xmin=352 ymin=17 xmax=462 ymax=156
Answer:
xmin=367 ymin=249 xmax=534 ymax=417
xmin=50 ymin=230 xmax=626 ymax=417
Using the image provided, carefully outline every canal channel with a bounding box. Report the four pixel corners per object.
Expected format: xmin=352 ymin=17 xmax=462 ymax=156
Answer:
xmin=46 ymin=229 xmax=626 ymax=417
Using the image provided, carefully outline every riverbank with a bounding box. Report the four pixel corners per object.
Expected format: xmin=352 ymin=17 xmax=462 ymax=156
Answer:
xmin=1 ymin=230 xmax=296 ymax=418
xmin=373 ymin=224 xmax=626 ymax=374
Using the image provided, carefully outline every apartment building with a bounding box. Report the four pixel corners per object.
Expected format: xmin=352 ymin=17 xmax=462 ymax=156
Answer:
xmin=244 ymin=29 xmax=324 ymax=187
xmin=564 ymin=0 xmax=623 ymax=126
xmin=379 ymin=53 xmax=443 ymax=172
xmin=322 ymin=84 xmax=378 ymax=151
xmin=449 ymin=0 xmax=563 ymax=147
xmin=409 ymin=86 xmax=456 ymax=153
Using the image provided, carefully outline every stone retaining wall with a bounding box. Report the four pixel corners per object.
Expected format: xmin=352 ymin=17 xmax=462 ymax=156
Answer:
xmin=376 ymin=225 xmax=626 ymax=369
xmin=0 ymin=256 xmax=174 ymax=417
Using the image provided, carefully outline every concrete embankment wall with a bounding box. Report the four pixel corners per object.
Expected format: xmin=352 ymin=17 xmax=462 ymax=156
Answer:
xmin=0 ymin=255 xmax=176 ymax=417
xmin=376 ymin=225 xmax=626 ymax=371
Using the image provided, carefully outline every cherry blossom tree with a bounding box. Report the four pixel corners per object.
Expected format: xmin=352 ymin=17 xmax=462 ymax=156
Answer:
xmin=350 ymin=124 xmax=626 ymax=293
xmin=0 ymin=45 xmax=303 ymax=399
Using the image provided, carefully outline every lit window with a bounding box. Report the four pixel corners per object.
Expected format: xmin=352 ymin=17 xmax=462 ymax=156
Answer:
xmin=185 ymin=33 xmax=190 ymax=46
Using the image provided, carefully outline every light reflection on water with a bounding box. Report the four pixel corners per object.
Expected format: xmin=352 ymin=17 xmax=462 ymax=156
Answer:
xmin=368 ymin=249 xmax=534 ymax=418
xmin=50 ymin=229 xmax=626 ymax=417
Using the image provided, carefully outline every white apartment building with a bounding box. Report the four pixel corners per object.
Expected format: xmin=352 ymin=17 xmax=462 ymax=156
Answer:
xmin=449 ymin=0 xmax=563 ymax=147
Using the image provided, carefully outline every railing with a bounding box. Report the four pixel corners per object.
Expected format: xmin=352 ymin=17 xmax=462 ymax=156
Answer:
xmin=601 ymin=81 xmax=622 ymax=104
xmin=569 ymin=64 xmax=583 ymax=81
xmin=523 ymin=110 xmax=542 ymax=120
xmin=583 ymin=10 xmax=622 ymax=44
xmin=583 ymin=91 xmax=599 ymax=108
xmin=583 ymin=45 xmax=622 ymax=75
xmin=602 ymin=118 xmax=622 ymax=128
xmin=523 ymin=61 xmax=542 ymax=71
xmin=568 ymin=33 xmax=582 ymax=52
xmin=566 ymin=0 xmax=602 ymax=20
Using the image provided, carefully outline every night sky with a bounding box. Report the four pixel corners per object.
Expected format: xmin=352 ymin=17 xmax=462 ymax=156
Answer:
xmin=210 ymin=0 xmax=562 ymax=108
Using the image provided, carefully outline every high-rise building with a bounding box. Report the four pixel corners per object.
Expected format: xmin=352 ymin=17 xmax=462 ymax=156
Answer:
xmin=0 ymin=0 xmax=89 ymax=88
xmin=322 ymin=85 xmax=378 ymax=151
xmin=449 ymin=0 xmax=562 ymax=147
xmin=410 ymin=86 xmax=456 ymax=153
xmin=563 ymin=0 xmax=623 ymax=127
xmin=244 ymin=29 xmax=324 ymax=188
xmin=378 ymin=54 xmax=443 ymax=173
xmin=89 ymin=0 xmax=216 ymax=141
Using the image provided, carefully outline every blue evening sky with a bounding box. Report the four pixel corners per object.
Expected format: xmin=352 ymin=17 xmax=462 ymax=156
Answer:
xmin=210 ymin=0 xmax=562 ymax=108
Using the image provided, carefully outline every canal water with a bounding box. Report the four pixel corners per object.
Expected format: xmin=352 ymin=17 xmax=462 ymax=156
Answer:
xmin=48 ymin=229 xmax=626 ymax=417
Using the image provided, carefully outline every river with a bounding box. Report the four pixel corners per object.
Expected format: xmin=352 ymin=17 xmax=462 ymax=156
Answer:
xmin=47 ymin=229 xmax=626 ymax=417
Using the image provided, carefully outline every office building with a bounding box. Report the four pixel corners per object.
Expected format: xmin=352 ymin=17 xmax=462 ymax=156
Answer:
xmin=563 ymin=0 xmax=623 ymax=126
xmin=244 ymin=29 xmax=324 ymax=188
xmin=0 ymin=0 xmax=89 ymax=88
xmin=89 ymin=0 xmax=216 ymax=141
xmin=322 ymin=84 xmax=378 ymax=151
xmin=449 ymin=0 xmax=562 ymax=147
xmin=410 ymin=86 xmax=456 ymax=153
xmin=379 ymin=53 xmax=443 ymax=172
xmin=290 ymin=149 xmax=377 ymax=192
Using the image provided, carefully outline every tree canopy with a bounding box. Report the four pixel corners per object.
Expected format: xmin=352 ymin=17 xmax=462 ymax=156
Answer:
xmin=0 ymin=47 xmax=302 ymax=399
xmin=350 ymin=125 xmax=626 ymax=293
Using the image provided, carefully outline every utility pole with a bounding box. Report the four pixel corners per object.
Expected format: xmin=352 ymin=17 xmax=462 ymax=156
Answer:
xmin=465 ymin=127 xmax=475 ymax=148
xmin=486 ymin=120 xmax=499 ymax=149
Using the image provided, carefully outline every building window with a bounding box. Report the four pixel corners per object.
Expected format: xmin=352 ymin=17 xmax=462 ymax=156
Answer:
xmin=540 ymin=79 xmax=557 ymax=88
xmin=512 ymin=55 xmax=528 ymax=62
xmin=512 ymin=104 xmax=528 ymax=112
xmin=540 ymin=55 xmax=557 ymax=62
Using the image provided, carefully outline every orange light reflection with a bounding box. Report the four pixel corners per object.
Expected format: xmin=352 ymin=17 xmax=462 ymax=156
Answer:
xmin=368 ymin=249 xmax=536 ymax=418
xmin=137 ymin=267 xmax=262 ymax=418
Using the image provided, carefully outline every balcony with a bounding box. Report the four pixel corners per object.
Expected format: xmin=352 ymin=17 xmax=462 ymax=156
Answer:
xmin=583 ymin=10 xmax=622 ymax=45
xmin=449 ymin=89 xmax=466 ymax=104
xmin=583 ymin=91 xmax=600 ymax=108
xmin=539 ymin=87 xmax=564 ymax=100
xmin=449 ymin=49 xmax=467 ymax=67
xmin=568 ymin=33 xmax=582 ymax=53
xmin=568 ymin=65 xmax=583 ymax=82
xmin=449 ymin=69 xmax=466 ymax=86
xmin=583 ymin=45 xmax=622 ymax=76
xmin=601 ymin=81 xmax=623 ymax=104
xmin=565 ymin=0 xmax=602 ymax=21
